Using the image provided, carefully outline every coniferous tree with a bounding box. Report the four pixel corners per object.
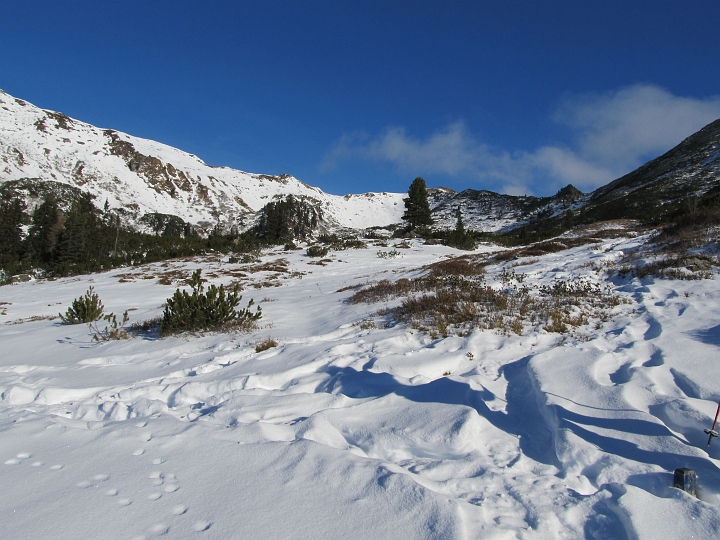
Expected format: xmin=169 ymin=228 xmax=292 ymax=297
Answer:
xmin=54 ymin=193 xmax=105 ymax=272
xmin=27 ymin=195 xmax=62 ymax=266
xmin=0 ymin=196 xmax=27 ymax=271
xmin=255 ymin=195 xmax=321 ymax=244
xmin=402 ymin=177 xmax=433 ymax=229
xmin=447 ymin=208 xmax=475 ymax=250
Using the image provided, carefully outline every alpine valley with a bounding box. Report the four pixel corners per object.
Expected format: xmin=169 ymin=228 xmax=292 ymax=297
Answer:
xmin=2 ymin=91 xmax=720 ymax=540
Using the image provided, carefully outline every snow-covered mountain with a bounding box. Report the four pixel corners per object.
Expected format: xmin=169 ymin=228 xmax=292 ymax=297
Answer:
xmin=3 ymin=88 xmax=719 ymax=237
xmin=0 ymin=90 xmax=404 ymax=232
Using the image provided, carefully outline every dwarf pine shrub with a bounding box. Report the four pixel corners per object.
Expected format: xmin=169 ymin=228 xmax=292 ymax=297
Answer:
xmin=306 ymin=245 xmax=329 ymax=257
xmin=90 ymin=310 xmax=130 ymax=341
xmin=160 ymin=269 xmax=261 ymax=335
xmin=60 ymin=286 xmax=104 ymax=324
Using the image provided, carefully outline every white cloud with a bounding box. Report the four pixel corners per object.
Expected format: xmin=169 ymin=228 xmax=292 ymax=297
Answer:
xmin=322 ymin=85 xmax=720 ymax=195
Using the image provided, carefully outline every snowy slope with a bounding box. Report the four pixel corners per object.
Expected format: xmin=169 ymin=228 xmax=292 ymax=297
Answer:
xmin=0 ymin=90 xmax=405 ymax=231
xmin=1 ymin=233 xmax=719 ymax=539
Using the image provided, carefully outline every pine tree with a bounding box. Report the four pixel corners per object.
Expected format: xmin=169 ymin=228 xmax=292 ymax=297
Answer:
xmin=402 ymin=177 xmax=433 ymax=229
xmin=53 ymin=193 xmax=105 ymax=272
xmin=0 ymin=196 xmax=27 ymax=271
xmin=27 ymin=195 xmax=62 ymax=266
xmin=447 ymin=208 xmax=475 ymax=250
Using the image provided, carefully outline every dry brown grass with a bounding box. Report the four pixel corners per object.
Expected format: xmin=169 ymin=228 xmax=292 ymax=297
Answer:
xmin=426 ymin=256 xmax=488 ymax=278
xmin=350 ymin=254 xmax=629 ymax=338
xmin=6 ymin=314 xmax=58 ymax=325
xmin=246 ymin=259 xmax=290 ymax=273
xmin=255 ymin=338 xmax=278 ymax=352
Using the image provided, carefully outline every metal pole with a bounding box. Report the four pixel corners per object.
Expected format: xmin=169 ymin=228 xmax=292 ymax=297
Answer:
xmin=704 ymin=401 xmax=720 ymax=447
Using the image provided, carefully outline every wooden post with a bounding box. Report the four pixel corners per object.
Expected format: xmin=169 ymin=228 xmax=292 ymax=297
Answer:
xmin=673 ymin=468 xmax=697 ymax=498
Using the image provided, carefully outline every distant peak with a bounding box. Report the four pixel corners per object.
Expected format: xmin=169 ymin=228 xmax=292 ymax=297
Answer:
xmin=554 ymin=184 xmax=583 ymax=200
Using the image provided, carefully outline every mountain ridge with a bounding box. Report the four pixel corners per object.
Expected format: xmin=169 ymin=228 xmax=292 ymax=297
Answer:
xmin=3 ymin=89 xmax=720 ymax=237
xmin=0 ymin=90 xmax=405 ymax=234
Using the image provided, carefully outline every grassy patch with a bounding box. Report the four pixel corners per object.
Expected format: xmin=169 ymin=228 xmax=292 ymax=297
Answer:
xmin=255 ymin=338 xmax=278 ymax=353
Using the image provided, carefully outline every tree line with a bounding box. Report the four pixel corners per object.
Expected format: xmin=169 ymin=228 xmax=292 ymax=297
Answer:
xmin=0 ymin=191 xmax=260 ymax=280
xmin=0 ymin=186 xmax=335 ymax=281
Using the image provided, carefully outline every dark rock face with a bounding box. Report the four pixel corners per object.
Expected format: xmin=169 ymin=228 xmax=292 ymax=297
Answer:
xmin=103 ymin=130 xmax=193 ymax=197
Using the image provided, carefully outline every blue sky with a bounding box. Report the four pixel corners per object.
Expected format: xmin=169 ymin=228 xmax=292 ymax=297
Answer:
xmin=2 ymin=1 xmax=720 ymax=196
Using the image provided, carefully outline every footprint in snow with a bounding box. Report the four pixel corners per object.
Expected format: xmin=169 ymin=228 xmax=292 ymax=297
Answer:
xmin=150 ymin=523 xmax=169 ymax=536
xmin=148 ymin=492 xmax=162 ymax=501
xmin=133 ymin=448 xmax=145 ymax=456
xmin=5 ymin=452 xmax=32 ymax=465
xmin=193 ymin=521 xmax=212 ymax=532
xmin=171 ymin=505 xmax=187 ymax=515
xmin=118 ymin=498 xmax=132 ymax=506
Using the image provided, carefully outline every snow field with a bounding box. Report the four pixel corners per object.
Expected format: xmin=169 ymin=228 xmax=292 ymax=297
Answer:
xmin=1 ymin=237 xmax=720 ymax=538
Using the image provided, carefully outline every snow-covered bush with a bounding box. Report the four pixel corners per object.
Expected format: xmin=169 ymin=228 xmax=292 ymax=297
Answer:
xmin=160 ymin=269 xmax=261 ymax=335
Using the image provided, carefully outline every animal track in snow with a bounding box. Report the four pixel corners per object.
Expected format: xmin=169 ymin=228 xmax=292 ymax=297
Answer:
xmin=193 ymin=520 xmax=212 ymax=532
xmin=5 ymin=452 xmax=32 ymax=465
xmin=133 ymin=448 xmax=145 ymax=456
xmin=171 ymin=505 xmax=187 ymax=515
xmin=117 ymin=498 xmax=132 ymax=506
xmin=150 ymin=523 xmax=169 ymax=535
xmin=148 ymin=492 xmax=162 ymax=501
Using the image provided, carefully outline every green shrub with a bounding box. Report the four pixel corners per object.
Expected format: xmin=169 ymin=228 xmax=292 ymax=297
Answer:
xmin=160 ymin=269 xmax=261 ymax=335
xmin=60 ymin=286 xmax=104 ymax=324
xmin=306 ymin=245 xmax=329 ymax=258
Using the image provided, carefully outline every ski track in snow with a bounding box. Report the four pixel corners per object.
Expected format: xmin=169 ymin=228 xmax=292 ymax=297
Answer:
xmin=1 ymin=238 xmax=720 ymax=538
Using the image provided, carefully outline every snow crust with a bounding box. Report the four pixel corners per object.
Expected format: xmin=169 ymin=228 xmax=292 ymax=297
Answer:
xmin=1 ymin=234 xmax=720 ymax=539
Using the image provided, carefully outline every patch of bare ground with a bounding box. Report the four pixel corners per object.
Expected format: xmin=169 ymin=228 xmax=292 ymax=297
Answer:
xmin=157 ymin=269 xmax=191 ymax=285
xmin=245 ymin=259 xmax=289 ymax=273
